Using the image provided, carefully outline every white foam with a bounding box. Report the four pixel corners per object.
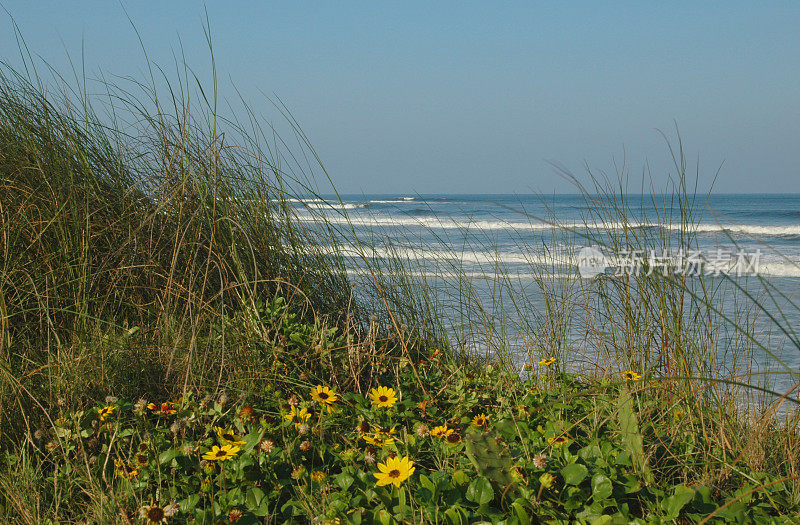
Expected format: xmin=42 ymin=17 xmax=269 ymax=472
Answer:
xmin=301 ymin=202 xmax=367 ymax=210
xmin=326 ymin=245 xmax=800 ymax=278
xmin=345 ymin=268 xmax=576 ymax=280
xmin=369 ymin=198 xmax=417 ymax=204
xmin=286 ymin=198 xmax=326 ymax=204
xmin=297 ymin=213 xmax=800 ymax=237
xmin=336 ymin=245 xmax=566 ymax=266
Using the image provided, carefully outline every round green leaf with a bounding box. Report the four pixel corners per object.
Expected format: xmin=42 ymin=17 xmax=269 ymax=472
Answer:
xmin=466 ymin=476 xmax=494 ymax=505
xmin=560 ymin=463 xmax=589 ymax=485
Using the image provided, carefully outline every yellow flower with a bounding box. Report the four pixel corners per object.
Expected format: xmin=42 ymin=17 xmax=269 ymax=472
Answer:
xmin=114 ymin=459 xmax=139 ymax=479
xmin=356 ymin=415 xmax=371 ymax=434
xmin=446 ymin=432 xmax=462 ymax=445
xmin=310 ymin=385 xmax=338 ymax=407
xmin=472 ymin=414 xmax=488 ymax=428
xmin=139 ymin=503 xmax=167 ymax=524
xmin=539 ymin=357 xmax=556 ymax=367
xmin=147 ymin=402 xmax=176 ymax=415
xmin=98 ymin=405 xmax=116 ymax=421
xmin=363 ymin=433 xmax=395 ymax=447
xmin=310 ymin=470 xmax=325 ymax=482
xmin=215 ymin=426 xmax=246 ymax=446
xmin=374 ymin=455 xmax=415 ymax=487
xmin=547 ymin=435 xmax=570 ymax=447
xmin=369 ymin=386 xmax=397 ymax=409
xmin=376 ymin=425 xmax=397 ymax=438
xmin=430 ymin=425 xmax=453 ymax=438
xmin=202 ymin=444 xmax=240 ymax=462
xmin=539 ymin=472 xmax=555 ymax=489
xmin=284 ymin=406 xmax=311 ymax=429
xmin=622 ymin=370 xmax=642 ymax=381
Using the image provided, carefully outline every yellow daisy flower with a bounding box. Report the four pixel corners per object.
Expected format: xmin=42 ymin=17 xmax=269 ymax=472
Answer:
xmin=113 ymin=459 xmax=138 ymax=479
xmin=139 ymin=503 xmax=168 ymax=524
xmin=202 ymin=444 xmax=240 ymax=462
xmin=215 ymin=426 xmax=246 ymax=446
xmin=376 ymin=425 xmax=397 ymax=437
xmin=363 ymin=433 xmax=395 ymax=447
xmin=98 ymin=405 xmax=116 ymax=421
xmin=369 ymin=386 xmax=397 ymax=409
xmin=539 ymin=357 xmax=556 ymax=367
xmin=374 ymin=455 xmax=415 ymax=487
xmin=356 ymin=415 xmax=371 ymax=434
xmin=310 ymin=385 xmax=338 ymax=406
xmin=622 ymin=370 xmax=642 ymax=381
xmin=472 ymin=413 xmax=488 ymax=427
xmin=547 ymin=435 xmax=570 ymax=447
xmin=430 ymin=425 xmax=453 ymax=438
xmin=310 ymin=470 xmax=326 ymax=482
xmin=284 ymin=406 xmax=311 ymax=429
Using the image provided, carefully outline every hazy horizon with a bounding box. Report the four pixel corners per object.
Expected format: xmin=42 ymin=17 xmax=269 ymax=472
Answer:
xmin=1 ymin=2 xmax=798 ymax=195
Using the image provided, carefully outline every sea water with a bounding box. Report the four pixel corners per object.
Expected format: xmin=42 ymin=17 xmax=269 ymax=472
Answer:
xmin=294 ymin=193 xmax=800 ymax=400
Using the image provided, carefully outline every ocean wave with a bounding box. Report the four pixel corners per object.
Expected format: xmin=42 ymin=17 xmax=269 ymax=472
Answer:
xmin=326 ymin=245 xmax=800 ymax=278
xmin=345 ymin=268 xmax=576 ymax=280
xmin=369 ymin=197 xmax=416 ymax=204
xmin=300 ymin=202 xmax=368 ymax=210
xmin=403 ymin=208 xmax=436 ymax=217
xmin=286 ymin=198 xmax=326 ymax=204
xmin=336 ymin=245 xmax=559 ymax=266
xmin=297 ymin=213 xmax=800 ymax=237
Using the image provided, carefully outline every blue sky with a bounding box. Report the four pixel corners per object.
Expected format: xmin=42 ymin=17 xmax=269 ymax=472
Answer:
xmin=1 ymin=2 xmax=798 ymax=194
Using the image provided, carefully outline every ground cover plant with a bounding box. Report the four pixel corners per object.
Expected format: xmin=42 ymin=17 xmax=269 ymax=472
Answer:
xmin=1 ymin=28 xmax=799 ymax=524
xmin=6 ymin=296 xmax=799 ymax=523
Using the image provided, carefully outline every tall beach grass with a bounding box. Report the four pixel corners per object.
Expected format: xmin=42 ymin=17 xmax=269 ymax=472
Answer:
xmin=0 ymin=26 xmax=799 ymax=521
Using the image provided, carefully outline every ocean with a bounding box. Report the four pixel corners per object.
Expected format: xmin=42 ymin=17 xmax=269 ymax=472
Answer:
xmin=292 ymin=193 xmax=800 ymax=396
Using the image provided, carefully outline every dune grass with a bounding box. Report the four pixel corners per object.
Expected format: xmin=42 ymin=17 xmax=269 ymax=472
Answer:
xmin=1 ymin=33 xmax=799 ymax=523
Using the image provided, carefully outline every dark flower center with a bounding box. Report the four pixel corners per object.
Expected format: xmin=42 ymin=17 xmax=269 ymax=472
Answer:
xmin=388 ymin=469 xmax=401 ymax=478
xmin=215 ymin=450 xmax=226 ymax=457
xmin=319 ymin=392 xmax=329 ymax=399
xmin=147 ymin=507 xmax=165 ymax=521
xmin=379 ymin=395 xmax=388 ymax=402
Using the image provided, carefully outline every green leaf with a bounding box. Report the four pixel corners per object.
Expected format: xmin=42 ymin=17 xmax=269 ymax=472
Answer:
xmin=245 ymin=487 xmax=266 ymax=513
xmin=615 ymin=389 xmax=654 ymax=484
xmin=419 ymin=474 xmax=436 ymax=493
xmin=335 ymin=473 xmax=354 ymax=491
xmin=452 ymin=469 xmax=470 ymax=486
xmin=374 ymin=509 xmax=393 ymax=525
xmin=465 ymin=476 xmax=494 ymax=505
xmin=511 ymin=498 xmax=531 ymax=525
xmin=591 ymin=473 xmax=613 ymax=500
xmin=158 ymin=449 xmax=180 ymax=465
xmin=561 ymin=463 xmax=589 ymax=485
xmin=663 ymin=484 xmax=695 ymax=519
xmin=179 ymin=494 xmax=200 ymax=513
xmin=445 ymin=505 xmax=466 ymax=524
